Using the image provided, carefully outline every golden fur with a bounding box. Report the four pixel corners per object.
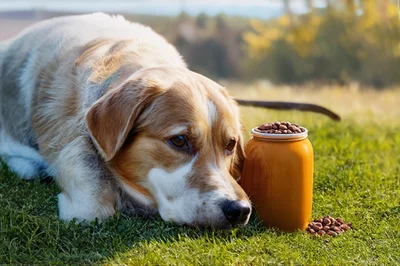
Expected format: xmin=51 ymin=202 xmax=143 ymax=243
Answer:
xmin=0 ymin=13 xmax=251 ymax=228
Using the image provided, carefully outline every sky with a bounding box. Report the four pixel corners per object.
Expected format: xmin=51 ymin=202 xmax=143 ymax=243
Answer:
xmin=0 ymin=0 xmax=328 ymax=19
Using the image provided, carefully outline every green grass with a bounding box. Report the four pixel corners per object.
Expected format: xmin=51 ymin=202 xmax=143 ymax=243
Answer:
xmin=1 ymin=96 xmax=400 ymax=265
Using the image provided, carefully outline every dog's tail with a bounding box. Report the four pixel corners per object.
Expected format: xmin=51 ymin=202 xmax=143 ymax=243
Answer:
xmin=235 ymin=99 xmax=341 ymax=121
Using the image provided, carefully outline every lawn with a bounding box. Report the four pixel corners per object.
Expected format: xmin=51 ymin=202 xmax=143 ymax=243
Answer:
xmin=1 ymin=86 xmax=399 ymax=265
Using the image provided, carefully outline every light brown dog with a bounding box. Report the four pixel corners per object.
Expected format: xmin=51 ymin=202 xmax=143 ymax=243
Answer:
xmin=0 ymin=13 xmax=251 ymax=228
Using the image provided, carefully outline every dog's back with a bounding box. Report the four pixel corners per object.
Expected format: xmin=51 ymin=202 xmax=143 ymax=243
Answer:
xmin=0 ymin=13 xmax=185 ymax=178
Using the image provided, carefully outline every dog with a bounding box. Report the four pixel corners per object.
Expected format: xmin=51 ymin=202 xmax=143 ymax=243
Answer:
xmin=0 ymin=13 xmax=251 ymax=228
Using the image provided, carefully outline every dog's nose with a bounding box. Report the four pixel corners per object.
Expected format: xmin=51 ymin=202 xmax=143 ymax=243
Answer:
xmin=221 ymin=200 xmax=251 ymax=224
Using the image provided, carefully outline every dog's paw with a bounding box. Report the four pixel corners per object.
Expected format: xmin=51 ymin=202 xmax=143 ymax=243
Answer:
xmin=6 ymin=156 xmax=47 ymax=180
xmin=57 ymin=192 xmax=115 ymax=223
xmin=58 ymin=192 xmax=78 ymax=222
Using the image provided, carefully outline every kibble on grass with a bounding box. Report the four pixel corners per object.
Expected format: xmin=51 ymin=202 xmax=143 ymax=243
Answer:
xmin=306 ymin=216 xmax=352 ymax=236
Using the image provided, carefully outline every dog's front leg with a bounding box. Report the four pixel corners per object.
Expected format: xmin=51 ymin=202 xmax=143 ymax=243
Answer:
xmin=51 ymin=137 xmax=116 ymax=223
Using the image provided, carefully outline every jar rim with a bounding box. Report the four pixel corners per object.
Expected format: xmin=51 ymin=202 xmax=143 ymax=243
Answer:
xmin=251 ymin=127 xmax=308 ymax=141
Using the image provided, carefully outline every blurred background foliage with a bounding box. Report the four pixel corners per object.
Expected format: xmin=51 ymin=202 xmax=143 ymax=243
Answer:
xmin=1 ymin=0 xmax=400 ymax=88
xmin=243 ymin=0 xmax=400 ymax=88
xmin=125 ymin=0 xmax=400 ymax=88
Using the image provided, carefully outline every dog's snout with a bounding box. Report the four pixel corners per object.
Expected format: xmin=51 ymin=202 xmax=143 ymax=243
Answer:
xmin=221 ymin=200 xmax=251 ymax=224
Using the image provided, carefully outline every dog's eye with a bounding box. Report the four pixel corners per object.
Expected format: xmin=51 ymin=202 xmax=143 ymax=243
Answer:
xmin=226 ymin=139 xmax=236 ymax=152
xmin=169 ymin=135 xmax=188 ymax=149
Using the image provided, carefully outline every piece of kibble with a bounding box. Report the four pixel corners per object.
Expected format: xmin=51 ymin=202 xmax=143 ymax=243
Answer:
xmin=327 ymin=230 xmax=337 ymax=236
xmin=323 ymin=218 xmax=331 ymax=226
xmin=256 ymin=122 xmax=307 ymax=135
xmin=339 ymin=224 xmax=350 ymax=231
xmin=312 ymin=222 xmax=323 ymax=231
xmin=323 ymin=225 xmax=330 ymax=231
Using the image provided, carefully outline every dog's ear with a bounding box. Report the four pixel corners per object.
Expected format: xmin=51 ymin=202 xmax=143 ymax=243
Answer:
xmin=230 ymin=132 xmax=245 ymax=182
xmin=86 ymin=77 xmax=165 ymax=161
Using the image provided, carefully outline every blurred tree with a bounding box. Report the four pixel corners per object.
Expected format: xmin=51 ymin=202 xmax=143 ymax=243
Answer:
xmin=305 ymin=0 xmax=313 ymax=13
xmin=344 ymin=0 xmax=356 ymax=16
xmin=244 ymin=0 xmax=400 ymax=87
xmin=196 ymin=12 xmax=209 ymax=29
xmin=283 ymin=0 xmax=293 ymax=26
xmin=379 ymin=0 xmax=388 ymax=25
xmin=215 ymin=14 xmax=241 ymax=78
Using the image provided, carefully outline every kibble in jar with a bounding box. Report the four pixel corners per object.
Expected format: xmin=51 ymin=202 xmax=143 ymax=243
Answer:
xmin=254 ymin=121 xmax=306 ymax=134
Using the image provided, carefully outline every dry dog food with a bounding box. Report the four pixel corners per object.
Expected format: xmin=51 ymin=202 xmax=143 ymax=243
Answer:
xmin=306 ymin=216 xmax=352 ymax=236
xmin=254 ymin=121 xmax=306 ymax=134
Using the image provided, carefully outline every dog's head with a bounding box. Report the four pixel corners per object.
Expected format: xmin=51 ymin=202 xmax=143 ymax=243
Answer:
xmin=86 ymin=67 xmax=251 ymax=228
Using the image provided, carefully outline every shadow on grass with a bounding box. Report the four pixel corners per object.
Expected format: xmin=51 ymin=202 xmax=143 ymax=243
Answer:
xmin=0 ymin=162 xmax=290 ymax=265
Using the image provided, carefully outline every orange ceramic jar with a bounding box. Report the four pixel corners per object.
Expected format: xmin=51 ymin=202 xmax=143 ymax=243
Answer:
xmin=240 ymin=127 xmax=314 ymax=232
